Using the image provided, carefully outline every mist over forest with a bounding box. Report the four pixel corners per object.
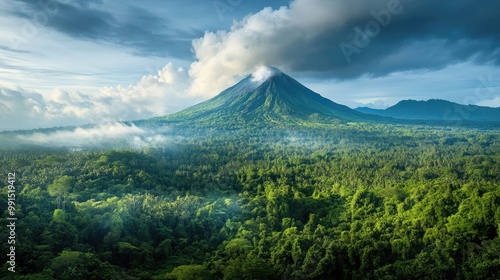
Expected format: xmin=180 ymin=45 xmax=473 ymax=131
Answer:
xmin=1 ymin=120 xmax=499 ymax=279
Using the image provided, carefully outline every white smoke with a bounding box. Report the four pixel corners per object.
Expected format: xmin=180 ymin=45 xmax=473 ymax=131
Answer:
xmin=251 ymin=66 xmax=280 ymax=84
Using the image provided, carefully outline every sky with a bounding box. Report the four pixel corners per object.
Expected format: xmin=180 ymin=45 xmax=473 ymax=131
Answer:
xmin=1 ymin=0 xmax=500 ymax=130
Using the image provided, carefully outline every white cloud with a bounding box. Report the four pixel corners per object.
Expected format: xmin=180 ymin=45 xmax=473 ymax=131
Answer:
xmin=251 ymin=65 xmax=279 ymax=83
xmin=16 ymin=122 xmax=174 ymax=148
xmin=477 ymin=97 xmax=500 ymax=108
xmin=95 ymin=62 xmax=195 ymax=121
xmin=352 ymin=99 xmax=391 ymax=109
xmin=0 ymin=63 xmax=200 ymax=131
xmin=0 ymin=87 xmax=50 ymax=130
xmin=188 ymin=6 xmax=293 ymax=96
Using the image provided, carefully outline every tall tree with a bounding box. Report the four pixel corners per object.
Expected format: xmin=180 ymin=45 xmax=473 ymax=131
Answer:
xmin=48 ymin=176 xmax=73 ymax=210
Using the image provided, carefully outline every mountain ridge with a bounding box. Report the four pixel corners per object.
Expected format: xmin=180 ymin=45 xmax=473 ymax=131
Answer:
xmin=356 ymin=99 xmax=500 ymax=122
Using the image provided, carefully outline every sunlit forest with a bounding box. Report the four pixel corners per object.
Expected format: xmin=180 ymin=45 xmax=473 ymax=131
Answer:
xmin=1 ymin=123 xmax=499 ymax=279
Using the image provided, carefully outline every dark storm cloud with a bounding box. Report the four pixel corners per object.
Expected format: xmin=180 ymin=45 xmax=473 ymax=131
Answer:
xmin=11 ymin=0 xmax=200 ymax=58
xmin=190 ymin=0 xmax=500 ymax=89
xmin=113 ymin=6 xmax=196 ymax=57
xmin=300 ymin=0 xmax=500 ymax=78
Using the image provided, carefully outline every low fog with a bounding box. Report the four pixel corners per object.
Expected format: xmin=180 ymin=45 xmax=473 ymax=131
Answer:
xmin=1 ymin=122 xmax=178 ymax=150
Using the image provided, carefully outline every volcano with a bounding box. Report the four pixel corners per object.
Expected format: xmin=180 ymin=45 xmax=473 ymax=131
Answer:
xmin=155 ymin=66 xmax=373 ymax=126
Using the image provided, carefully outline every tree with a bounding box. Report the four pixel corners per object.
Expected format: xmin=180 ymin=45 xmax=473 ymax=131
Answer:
xmin=50 ymin=250 xmax=119 ymax=280
xmin=165 ymin=265 xmax=211 ymax=280
xmin=48 ymin=176 xmax=73 ymax=210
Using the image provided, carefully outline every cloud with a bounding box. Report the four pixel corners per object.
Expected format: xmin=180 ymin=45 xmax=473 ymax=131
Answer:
xmin=16 ymin=122 xmax=174 ymax=148
xmin=251 ymin=66 xmax=280 ymax=83
xmin=0 ymin=63 xmax=199 ymax=131
xmin=0 ymin=45 xmax=31 ymax=54
xmin=187 ymin=0 xmax=500 ymax=96
xmin=92 ymin=62 xmax=195 ymax=121
xmin=2 ymin=0 xmax=500 ymax=131
xmin=0 ymin=87 xmax=50 ymax=130
xmin=352 ymin=99 xmax=391 ymax=109
xmin=477 ymin=97 xmax=500 ymax=108
xmin=10 ymin=0 xmax=198 ymax=58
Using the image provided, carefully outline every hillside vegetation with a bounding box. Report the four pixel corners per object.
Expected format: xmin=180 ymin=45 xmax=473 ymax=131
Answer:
xmin=1 ymin=123 xmax=499 ymax=279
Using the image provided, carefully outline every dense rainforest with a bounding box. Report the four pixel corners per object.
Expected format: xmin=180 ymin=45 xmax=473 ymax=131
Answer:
xmin=1 ymin=123 xmax=499 ymax=279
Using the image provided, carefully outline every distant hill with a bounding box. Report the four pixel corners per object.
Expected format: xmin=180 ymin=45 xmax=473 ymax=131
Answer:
xmin=356 ymin=99 xmax=500 ymax=122
xmin=151 ymin=66 xmax=375 ymax=126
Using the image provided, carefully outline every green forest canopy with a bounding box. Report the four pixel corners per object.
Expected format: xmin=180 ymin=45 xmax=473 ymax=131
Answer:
xmin=1 ymin=123 xmax=499 ymax=279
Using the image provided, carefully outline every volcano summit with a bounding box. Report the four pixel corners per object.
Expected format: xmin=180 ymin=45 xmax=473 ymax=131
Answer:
xmin=156 ymin=66 xmax=371 ymax=126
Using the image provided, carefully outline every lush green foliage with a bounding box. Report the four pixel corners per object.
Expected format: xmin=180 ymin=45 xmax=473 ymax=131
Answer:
xmin=1 ymin=123 xmax=499 ymax=279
